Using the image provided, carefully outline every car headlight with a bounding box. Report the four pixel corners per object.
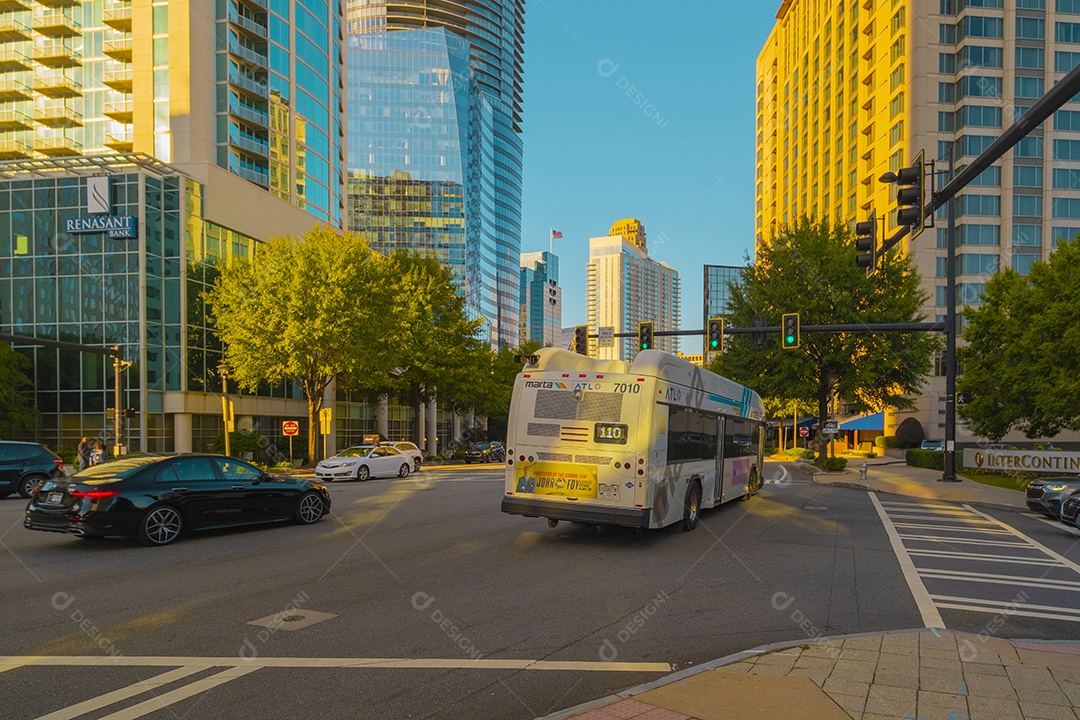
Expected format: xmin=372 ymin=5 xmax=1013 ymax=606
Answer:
xmin=1047 ymin=484 xmax=1071 ymax=491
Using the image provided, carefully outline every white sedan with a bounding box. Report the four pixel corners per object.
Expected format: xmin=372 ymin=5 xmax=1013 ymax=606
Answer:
xmin=315 ymin=446 xmax=412 ymax=482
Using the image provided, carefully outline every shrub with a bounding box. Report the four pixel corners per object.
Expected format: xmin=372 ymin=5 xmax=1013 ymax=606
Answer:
xmin=844 ymin=450 xmax=877 ymax=458
xmin=874 ymin=435 xmax=898 ymax=449
xmin=906 ymin=448 xmax=944 ymax=470
xmin=820 ymin=457 xmax=848 ymax=472
xmin=895 ymin=418 xmax=926 ymax=449
xmin=785 ymin=447 xmax=816 ymax=460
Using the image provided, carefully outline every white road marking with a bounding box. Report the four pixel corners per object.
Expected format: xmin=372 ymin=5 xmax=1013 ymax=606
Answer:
xmin=918 ymin=569 xmax=1080 ymax=591
xmin=964 ymin=505 xmax=1080 ymax=575
xmin=931 ymin=594 xmax=1080 ymax=619
xmin=97 ymin=665 xmax=261 ymax=720
xmin=869 ymin=492 xmax=945 ymax=629
xmin=764 ymin=465 xmax=789 ymax=485
xmin=886 ymin=513 xmax=999 ymax=525
xmin=891 ymin=522 xmax=1013 ymax=535
xmin=0 ymin=656 xmax=674 ymax=673
xmin=899 ymin=535 xmax=1031 ymax=548
xmin=1031 ymin=515 xmax=1080 ymax=537
xmin=908 ymin=549 xmax=1064 ymax=567
xmin=33 ymin=666 xmax=205 ymax=720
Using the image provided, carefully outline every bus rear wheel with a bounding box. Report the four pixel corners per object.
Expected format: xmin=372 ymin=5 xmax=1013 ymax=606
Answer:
xmin=743 ymin=469 xmax=761 ymax=501
xmin=683 ymin=482 xmax=701 ymax=531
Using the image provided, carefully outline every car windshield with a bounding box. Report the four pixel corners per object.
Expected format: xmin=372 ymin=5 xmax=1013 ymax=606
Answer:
xmin=337 ymin=447 xmax=374 ymax=458
xmin=73 ymin=454 xmax=170 ymax=479
xmin=473 ymin=443 xmax=492 ymax=450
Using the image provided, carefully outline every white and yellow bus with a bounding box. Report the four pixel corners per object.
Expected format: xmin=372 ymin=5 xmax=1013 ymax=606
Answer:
xmin=501 ymin=347 xmax=766 ymax=531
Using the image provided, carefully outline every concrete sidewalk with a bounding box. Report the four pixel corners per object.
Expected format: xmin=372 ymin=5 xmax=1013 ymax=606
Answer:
xmin=547 ymin=629 xmax=1080 ymax=720
xmin=807 ymin=455 xmax=1027 ymax=511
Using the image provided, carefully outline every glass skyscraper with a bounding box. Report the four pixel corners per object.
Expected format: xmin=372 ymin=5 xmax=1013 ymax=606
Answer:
xmin=519 ymin=251 xmax=561 ymax=347
xmin=345 ymin=0 xmax=526 ymax=347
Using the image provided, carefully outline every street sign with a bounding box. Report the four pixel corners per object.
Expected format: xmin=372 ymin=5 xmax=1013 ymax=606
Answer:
xmin=823 ymin=421 xmax=839 ymax=433
xmin=319 ymin=407 xmax=332 ymax=435
xmin=282 ymin=421 xmax=299 ymax=436
xmin=956 ymin=391 xmax=972 ymax=404
xmin=799 ymin=427 xmax=810 ymax=438
xmin=598 ymin=326 xmax=614 ymax=347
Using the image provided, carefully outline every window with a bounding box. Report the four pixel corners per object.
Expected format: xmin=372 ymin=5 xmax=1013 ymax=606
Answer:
xmin=1012 ymin=253 xmax=1040 ymax=274
xmin=1057 ymin=22 xmax=1080 ymax=43
xmin=1052 ymin=197 xmax=1080 ymax=218
xmin=941 ymin=24 xmax=957 ymax=44
xmin=1058 ymin=52 xmax=1080 ymax=73
xmin=725 ymin=418 xmax=760 ymax=460
xmin=1015 ymin=137 xmax=1043 ymax=157
xmin=969 ymin=166 xmax=1001 ymax=186
xmin=963 ymin=134 xmax=994 ymax=156
xmin=1016 ymin=76 xmax=1045 ymax=99
xmin=1053 ymin=168 xmax=1080 ymax=188
xmin=1052 ymin=226 xmax=1079 ymax=245
xmin=1013 ymin=194 xmax=1043 ymax=217
xmin=1014 ymin=165 xmax=1043 ymax=187
xmin=961 ymin=16 xmax=1003 ymax=39
xmin=891 ymin=65 xmax=905 ymax=91
xmin=959 ymin=75 xmax=1002 ymax=98
xmin=958 ymin=224 xmax=1001 ymax=245
xmin=939 ymin=111 xmax=955 ymax=132
xmin=939 ymin=82 xmax=957 ymax=103
xmin=961 ymin=105 xmax=1002 ymax=127
xmin=1055 ymin=109 xmax=1080 ymax=131
xmin=1054 ymin=138 xmax=1080 ymax=159
xmin=939 ymin=53 xmax=956 ymax=73
xmin=959 ymin=283 xmax=987 ymax=304
xmin=1020 ymin=0 xmax=1046 ymax=7
xmin=666 ymin=406 xmax=718 ymax=464
xmin=1017 ymin=47 xmax=1045 ymax=70
xmin=959 ymin=254 xmax=1000 ymax=275
xmin=890 ymin=92 xmax=905 ymax=118
xmin=1013 ymin=224 xmax=1042 ymax=246
xmin=890 ymin=121 xmax=904 ymax=146
xmin=961 ymin=194 xmax=1001 ymax=216
xmin=1061 ymin=0 xmax=1080 ymax=12
xmin=168 ymin=458 xmax=217 ymax=482
xmin=1017 ymin=17 xmax=1046 ymax=40
xmin=962 ymin=45 xmax=1003 ymax=68
xmin=213 ymin=458 xmax=261 ymax=481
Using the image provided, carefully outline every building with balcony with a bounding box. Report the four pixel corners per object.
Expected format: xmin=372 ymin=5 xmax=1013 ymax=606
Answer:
xmin=756 ymin=0 xmax=1080 ymax=444
xmin=586 ymin=219 xmax=681 ymax=361
xmin=344 ymin=0 xmax=526 ymax=348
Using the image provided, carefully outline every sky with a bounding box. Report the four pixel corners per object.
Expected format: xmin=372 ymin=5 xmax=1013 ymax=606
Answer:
xmin=518 ymin=0 xmax=780 ymax=330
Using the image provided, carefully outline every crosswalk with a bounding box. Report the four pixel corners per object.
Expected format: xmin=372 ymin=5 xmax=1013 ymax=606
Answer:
xmin=872 ymin=495 xmax=1080 ymax=626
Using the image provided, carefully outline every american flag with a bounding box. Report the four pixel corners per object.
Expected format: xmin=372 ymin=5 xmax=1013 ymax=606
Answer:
xmin=550 ymin=230 xmax=563 ymax=239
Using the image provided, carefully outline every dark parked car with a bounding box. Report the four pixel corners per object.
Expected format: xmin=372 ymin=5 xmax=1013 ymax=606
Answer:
xmin=464 ymin=442 xmax=504 ymax=464
xmin=1061 ymin=494 xmax=1080 ymax=528
xmin=24 ymin=454 xmax=330 ymax=546
xmin=0 ymin=441 xmax=64 ymax=499
xmin=1025 ymin=476 xmax=1080 ymax=518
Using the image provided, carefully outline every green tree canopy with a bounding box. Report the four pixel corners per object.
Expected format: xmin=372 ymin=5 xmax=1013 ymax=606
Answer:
xmin=958 ymin=238 xmax=1080 ymax=439
xmin=709 ymin=217 xmax=940 ymax=459
xmin=206 ymin=226 xmax=394 ymax=459
xmin=0 ymin=343 xmax=38 ymax=435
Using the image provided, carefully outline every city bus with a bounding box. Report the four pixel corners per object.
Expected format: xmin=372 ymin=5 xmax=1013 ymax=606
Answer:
xmin=501 ymin=347 xmax=766 ymax=531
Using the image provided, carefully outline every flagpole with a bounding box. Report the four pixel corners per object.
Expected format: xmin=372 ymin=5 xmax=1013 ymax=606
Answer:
xmin=549 ymin=228 xmax=552 ymax=254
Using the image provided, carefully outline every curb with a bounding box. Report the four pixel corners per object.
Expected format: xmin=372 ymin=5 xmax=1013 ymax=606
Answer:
xmin=806 ymin=476 xmax=1026 ymax=514
xmin=536 ymin=628 xmax=938 ymax=720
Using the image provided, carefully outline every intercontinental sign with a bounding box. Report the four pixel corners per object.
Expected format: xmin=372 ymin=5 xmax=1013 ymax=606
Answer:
xmin=963 ymin=448 xmax=1080 ymax=474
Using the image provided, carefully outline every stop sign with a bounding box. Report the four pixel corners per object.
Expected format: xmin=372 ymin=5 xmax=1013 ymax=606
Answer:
xmin=798 ymin=427 xmax=809 ymax=438
xmin=282 ymin=421 xmax=300 ymax=436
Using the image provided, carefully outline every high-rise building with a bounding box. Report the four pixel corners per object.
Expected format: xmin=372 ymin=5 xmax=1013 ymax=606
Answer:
xmin=704 ymin=264 xmax=744 ymax=326
xmin=344 ymin=0 xmax=526 ymax=347
xmin=586 ymin=219 xmax=680 ymax=361
xmin=0 ymin=0 xmax=345 ymax=224
xmin=519 ymin=251 xmax=561 ymax=347
xmin=756 ymin=0 xmax=1080 ymax=442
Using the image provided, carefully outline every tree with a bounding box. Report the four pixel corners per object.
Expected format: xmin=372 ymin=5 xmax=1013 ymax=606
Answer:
xmin=350 ymin=253 xmax=487 ymax=449
xmin=958 ymin=238 xmax=1080 ymax=439
xmin=709 ymin=217 xmax=940 ymax=461
xmin=0 ymin=343 xmax=38 ymax=435
xmin=205 ymin=226 xmax=395 ymax=460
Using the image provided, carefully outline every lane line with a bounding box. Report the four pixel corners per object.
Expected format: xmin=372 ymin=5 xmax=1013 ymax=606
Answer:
xmin=908 ymin=549 xmax=1064 ymax=567
xmin=964 ymin=505 xmax=1080 ymax=575
xmin=930 ymin=594 xmax=1080 ymax=617
xmin=899 ymin=535 xmax=1031 ymax=548
xmin=868 ymin=492 xmax=944 ymax=629
xmin=97 ymin=666 xmax=260 ymax=720
xmin=34 ymin=666 xmax=205 ymax=720
xmin=0 ymin=656 xmax=675 ymax=672
xmin=919 ymin=570 xmax=1080 ymax=591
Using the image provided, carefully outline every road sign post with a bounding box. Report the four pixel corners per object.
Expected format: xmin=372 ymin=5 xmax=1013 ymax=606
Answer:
xmin=283 ymin=420 xmax=299 ymax=464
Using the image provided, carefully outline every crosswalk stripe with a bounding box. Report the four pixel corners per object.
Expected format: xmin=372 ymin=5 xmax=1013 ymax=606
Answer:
xmin=892 ymin=522 xmax=1013 ymax=534
xmin=908 ymin=549 xmax=1065 ymax=567
xmin=933 ymin=602 xmax=1080 ymax=622
xmin=919 ymin=569 xmax=1080 ymax=591
xmin=931 ymin=594 xmax=1080 ymax=617
xmin=96 ymin=666 xmax=260 ymax=720
xmin=33 ymin=666 xmax=205 ymax=720
xmin=869 ymin=492 xmax=944 ymax=629
xmin=964 ymin=505 xmax=1080 ymax=576
xmin=899 ymin=535 xmax=1031 ymax=548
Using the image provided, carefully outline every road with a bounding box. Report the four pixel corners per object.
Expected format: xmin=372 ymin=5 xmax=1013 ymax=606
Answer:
xmin=1 ymin=461 xmax=1079 ymax=719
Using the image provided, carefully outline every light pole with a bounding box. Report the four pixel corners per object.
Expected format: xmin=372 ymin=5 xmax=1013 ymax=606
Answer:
xmin=941 ymin=141 xmax=960 ymax=482
xmin=216 ymin=362 xmax=231 ymax=457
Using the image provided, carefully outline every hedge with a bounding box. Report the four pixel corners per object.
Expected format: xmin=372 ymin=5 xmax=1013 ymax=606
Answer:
xmin=875 ymin=435 xmax=898 ymax=449
xmin=785 ymin=447 xmax=816 ymax=460
xmin=820 ymin=457 xmax=848 ymax=472
xmin=906 ymin=448 xmax=944 ymax=470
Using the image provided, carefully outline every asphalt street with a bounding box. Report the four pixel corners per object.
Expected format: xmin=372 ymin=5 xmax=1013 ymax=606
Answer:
xmin=1 ymin=461 xmax=1079 ymax=719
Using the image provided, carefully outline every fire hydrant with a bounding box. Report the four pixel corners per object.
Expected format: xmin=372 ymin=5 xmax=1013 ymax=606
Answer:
xmin=860 ymin=461 xmax=868 ymax=484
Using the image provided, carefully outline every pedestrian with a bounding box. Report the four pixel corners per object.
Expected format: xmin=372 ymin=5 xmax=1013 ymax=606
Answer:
xmin=90 ymin=441 xmax=106 ymax=467
xmin=77 ymin=436 xmax=91 ymax=471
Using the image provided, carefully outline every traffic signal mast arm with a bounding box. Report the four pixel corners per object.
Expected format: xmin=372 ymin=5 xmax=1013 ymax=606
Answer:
xmin=604 ymin=322 xmax=942 ymax=339
xmin=879 ymin=60 xmax=1080 ymax=259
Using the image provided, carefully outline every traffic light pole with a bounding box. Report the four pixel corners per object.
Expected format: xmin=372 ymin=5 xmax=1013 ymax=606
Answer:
xmin=942 ymin=143 xmax=960 ymax=482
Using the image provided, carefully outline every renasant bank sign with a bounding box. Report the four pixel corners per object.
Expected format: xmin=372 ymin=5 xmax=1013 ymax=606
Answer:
xmin=963 ymin=449 xmax=1080 ymax=474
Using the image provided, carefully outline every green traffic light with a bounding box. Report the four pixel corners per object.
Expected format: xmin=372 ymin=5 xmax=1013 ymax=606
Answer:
xmin=641 ymin=343 xmax=649 ymax=350
xmin=786 ymin=335 xmax=795 ymax=344
xmin=710 ymin=339 xmax=719 ymax=348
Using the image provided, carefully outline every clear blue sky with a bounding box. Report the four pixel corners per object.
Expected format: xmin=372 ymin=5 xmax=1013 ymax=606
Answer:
xmin=519 ymin=0 xmax=779 ymax=330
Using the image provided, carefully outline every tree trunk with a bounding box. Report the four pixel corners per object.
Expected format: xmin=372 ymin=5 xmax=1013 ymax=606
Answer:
xmin=307 ymin=395 xmax=321 ymax=464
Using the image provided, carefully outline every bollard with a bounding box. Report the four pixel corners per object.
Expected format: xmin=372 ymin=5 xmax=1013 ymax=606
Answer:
xmin=860 ymin=461 xmax=868 ymax=484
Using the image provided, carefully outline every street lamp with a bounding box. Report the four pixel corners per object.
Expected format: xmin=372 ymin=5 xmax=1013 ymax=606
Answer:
xmin=216 ymin=362 xmax=231 ymax=457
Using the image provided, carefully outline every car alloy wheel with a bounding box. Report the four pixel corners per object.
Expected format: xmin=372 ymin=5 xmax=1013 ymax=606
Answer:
xmin=398 ymin=463 xmax=410 ymax=478
xmin=139 ymin=506 xmax=183 ymax=546
xmin=18 ymin=475 xmax=46 ymax=499
xmin=356 ymin=466 xmax=370 ymax=481
xmin=413 ymin=459 xmax=421 ymax=472
xmin=294 ymin=492 xmax=325 ymax=524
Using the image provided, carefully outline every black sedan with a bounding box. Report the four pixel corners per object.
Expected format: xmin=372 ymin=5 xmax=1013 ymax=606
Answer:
xmin=464 ymin=442 xmax=505 ymax=464
xmin=1025 ymin=476 xmax=1080 ymax=518
xmin=24 ymin=454 xmax=331 ymax=546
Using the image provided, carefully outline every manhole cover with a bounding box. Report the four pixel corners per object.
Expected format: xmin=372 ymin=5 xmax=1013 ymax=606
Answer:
xmin=246 ymin=609 xmax=337 ymax=631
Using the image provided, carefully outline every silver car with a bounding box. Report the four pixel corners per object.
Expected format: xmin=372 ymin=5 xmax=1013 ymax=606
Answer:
xmin=315 ymin=445 xmax=412 ymax=482
xmin=1026 ymin=476 xmax=1080 ymax=518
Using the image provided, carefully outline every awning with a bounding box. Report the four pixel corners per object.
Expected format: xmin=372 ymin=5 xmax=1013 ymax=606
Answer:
xmin=839 ymin=412 xmax=884 ymax=431
xmin=780 ymin=418 xmax=817 ymax=429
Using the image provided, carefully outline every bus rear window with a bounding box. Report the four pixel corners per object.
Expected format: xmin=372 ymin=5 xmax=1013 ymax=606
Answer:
xmin=534 ymin=389 xmax=623 ymax=422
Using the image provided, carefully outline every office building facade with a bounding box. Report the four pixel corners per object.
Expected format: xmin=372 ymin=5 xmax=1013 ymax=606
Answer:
xmin=344 ymin=0 xmax=526 ymax=347
xmin=586 ymin=219 xmax=680 ymax=361
xmin=519 ymin=251 xmax=560 ymax=347
xmin=756 ymin=0 xmax=1080 ymax=442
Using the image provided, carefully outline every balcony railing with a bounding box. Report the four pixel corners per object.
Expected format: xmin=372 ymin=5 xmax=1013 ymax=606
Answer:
xmin=228 ymin=8 xmax=267 ymax=39
xmin=0 ymin=17 xmax=32 ymax=42
xmin=102 ymin=4 xmax=132 ymax=30
xmin=34 ymin=134 xmax=81 ymax=155
xmin=35 ymin=103 xmax=81 ymax=127
xmin=33 ymin=11 xmax=81 ymax=37
xmin=227 ymin=70 xmax=268 ymax=98
xmin=227 ymin=36 xmax=268 ymax=67
xmin=0 ymin=107 xmax=31 ymax=129
xmin=103 ymin=98 xmax=132 ymax=122
xmin=0 ymin=48 xmax=31 ymax=71
xmin=227 ymin=99 xmax=268 ymax=127
xmin=104 ymin=129 xmax=133 ymax=151
xmin=231 ymin=163 xmax=269 ymax=186
xmin=33 ymin=74 xmax=81 ymax=97
xmin=103 ymin=37 xmax=132 ymax=61
xmin=228 ymin=132 xmax=269 ymax=157
xmin=0 ymin=135 xmax=30 ymax=157
xmin=0 ymin=78 xmax=31 ymax=100
xmin=103 ymin=68 xmax=133 ymax=92
xmin=33 ymin=42 xmax=79 ymax=68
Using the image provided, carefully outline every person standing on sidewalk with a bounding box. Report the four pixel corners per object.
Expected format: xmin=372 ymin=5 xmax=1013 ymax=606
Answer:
xmin=77 ymin=436 xmax=91 ymax=472
xmin=89 ymin=441 xmax=106 ymax=467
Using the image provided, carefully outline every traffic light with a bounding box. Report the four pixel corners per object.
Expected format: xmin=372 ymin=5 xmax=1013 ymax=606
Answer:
xmin=638 ymin=321 xmax=654 ymax=351
xmin=707 ymin=317 xmax=725 ymax=353
xmin=895 ymin=150 xmax=925 ymax=241
xmin=573 ymin=325 xmax=588 ymax=355
xmin=855 ymin=211 xmax=877 ymax=276
xmin=781 ymin=313 xmax=800 ymax=349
